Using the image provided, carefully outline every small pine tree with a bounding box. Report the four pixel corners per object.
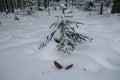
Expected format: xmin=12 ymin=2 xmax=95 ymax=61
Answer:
xmin=25 ymin=0 xmax=35 ymax=15
xmin=39 ymin=17 xmax=92 ymax=54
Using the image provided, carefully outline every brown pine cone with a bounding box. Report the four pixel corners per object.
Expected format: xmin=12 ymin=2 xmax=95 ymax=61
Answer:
xmin=54 ymin=61 xmax=63 ymax=69
xmin=65 ymin=64 xmax=73 ymax=70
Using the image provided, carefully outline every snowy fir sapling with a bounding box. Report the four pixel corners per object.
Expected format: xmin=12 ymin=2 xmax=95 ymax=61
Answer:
xmin=39 ymin=17 xmax=92 ymax=54
xmin=25 ymin=0 xmax=35 ymax=15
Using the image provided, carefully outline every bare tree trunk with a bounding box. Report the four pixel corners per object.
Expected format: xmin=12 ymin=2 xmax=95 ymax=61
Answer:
xmin=100 ymin=1 xmax=103 ymax=15
xmin=8 ymin=0 xmax=12 ymax=13
xmin=35 ymin=0 xmax=38 ymax=11
xmin=44 ymin=0 xmax=47 ymax=9
xmin=4 ymin=0 xmax=7 ymax=13
xmin=10 ymin=0 xmax=14 ymax=13
xmin=48 ymin=0 xmax=50 ymax=16
xmin=89 ymin=0 xmax=91 ymax=17
xmin=0 ymin=0 xmax=4 ymax=12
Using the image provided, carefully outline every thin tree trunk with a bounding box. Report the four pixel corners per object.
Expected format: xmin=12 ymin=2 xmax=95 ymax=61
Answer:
xmin=4 ymin=0 xmax=7 ymax=12
xmin=100 ymin=1 xmax=103 ymax=15
xmin=11 ymin=0 xmax=14 ymax=12
xmin=1 ymin=0 xmax=4 ymax=12
xmin=44 ymin=0 xmax=47 ymax=8
xmin=48 ymin=0 xmax=50 ymax=16
xmin=89 ymin=0 xmax=91 ymax=17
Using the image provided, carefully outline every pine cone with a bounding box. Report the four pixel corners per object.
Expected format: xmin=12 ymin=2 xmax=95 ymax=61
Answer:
xmin=54 ymin=61 xmax=63 ymax=69
xmin=65 ymin=64 xmax=73 ymax=70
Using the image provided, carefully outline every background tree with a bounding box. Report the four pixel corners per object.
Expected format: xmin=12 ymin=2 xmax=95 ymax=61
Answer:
xmin=111 ymin=0 xmax=120 ymax=14
xmin=44 ymin=0 xmax=48 ymax=8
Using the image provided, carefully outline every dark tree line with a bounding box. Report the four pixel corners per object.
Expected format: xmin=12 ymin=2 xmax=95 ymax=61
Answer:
xmin=0 ymin=0 xmax=74 ymax=13
xmin=0 ymin=0 xmax=27 ymax=13
xmin=1 ymin=0 xmax=118 ymax=14
xmin=111 ymin=0 xmax=120 ymax=14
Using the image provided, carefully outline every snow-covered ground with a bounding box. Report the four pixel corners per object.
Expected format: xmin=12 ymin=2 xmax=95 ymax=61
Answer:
xmin=0 ymin=10 xmax=120 ymax=80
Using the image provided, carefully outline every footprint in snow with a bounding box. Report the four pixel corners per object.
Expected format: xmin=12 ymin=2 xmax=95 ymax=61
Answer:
xmin=107 ymin=58 xmax=120 ymax=66
xmin=113 ymin=39 xmax=120 ymax=43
